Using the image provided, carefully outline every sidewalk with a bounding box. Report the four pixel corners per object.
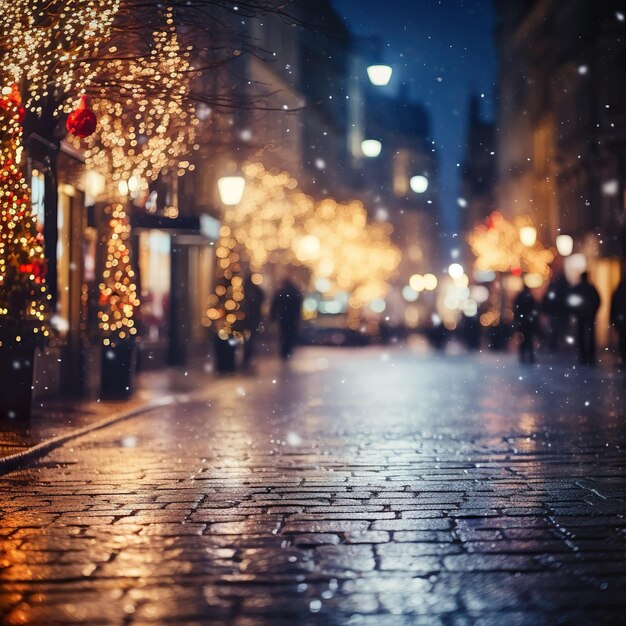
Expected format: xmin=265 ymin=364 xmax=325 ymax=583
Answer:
xmin=0 ymin=362 xmax=215 ymax=462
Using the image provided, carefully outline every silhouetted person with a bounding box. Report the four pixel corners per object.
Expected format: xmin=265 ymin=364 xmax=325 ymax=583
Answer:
xmin=610 ymin=278 xmax=626 ymax=366
xmin=541 ymin=273 xmax=569 ymax=352
xmin=569 ymin=271 xmax=600 ymax=366
xmin=459 ymin=313 xmax=481 ymax=351
xmin=270 ymin=279 xmax=303 ymax=360
xmin=241 ymin=275 xmax=265 ymax=370
xmin=514 ymin=284 xmax=538 ymax=364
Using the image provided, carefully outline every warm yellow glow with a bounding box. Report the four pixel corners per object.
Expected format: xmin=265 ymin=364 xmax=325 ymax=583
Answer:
xmin=0 ymin=85 xmax=50 ymax=343
xmin=75 ymin=11 xmax=197 ymax=193
xmin=205 ymin=162 xmax=401 ymax=336
xmin=423 ymin=274 xmax=438 ymax=291
xmin=409 ymin=274 xmax=425 ymax=292
xmin=218 ymin=176 xmax=246 ymax=206
xmin=468 ymin=212 xmax=553 ymax=279
xmin=410 ymin=175 xmax=429 ymax=194
xmin=98 ymin=204 xmax=139 ymax=346
xmin=1 ymin=2 xmax=121 ymax=115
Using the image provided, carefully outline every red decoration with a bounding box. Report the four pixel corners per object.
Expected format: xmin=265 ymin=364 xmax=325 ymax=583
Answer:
xmin=66 ymin=95 xmax=97 ymax=138
xmin=511 ymin=267 xmax=523 ymax=277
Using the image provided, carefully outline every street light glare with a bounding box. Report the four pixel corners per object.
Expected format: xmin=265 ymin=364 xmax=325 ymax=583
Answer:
xmin=410 ymin=175 xmax=429 ymax=194
xmin=448 ymin=263 xmax=464 ymax=280
xmin=367 ymin=64 xmax=393 ymax=86
xmin=218 ymin=175 xmax=246 ymax=205
xmin=556 ymin=234 xmax=574 ymax=256
xmin=361 ymin=139 xmax=382 ymax=157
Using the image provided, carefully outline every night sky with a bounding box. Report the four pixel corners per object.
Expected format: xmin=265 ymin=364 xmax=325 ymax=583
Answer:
xmin=332 ymin=0 xmax=497 ymax=259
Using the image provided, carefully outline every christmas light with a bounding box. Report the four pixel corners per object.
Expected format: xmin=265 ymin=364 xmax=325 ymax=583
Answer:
xmin=97 ymin=204 xmax=139 ymax=347
xmin=0 ymin=85 xmax=50 ymax=346
xmin=75 ymin=11 xmax=198 ymax=191
xmin=0 ymin=1 xmax=121 ymax=114
xmin=468 ymin=211 xmax=554 ymax=280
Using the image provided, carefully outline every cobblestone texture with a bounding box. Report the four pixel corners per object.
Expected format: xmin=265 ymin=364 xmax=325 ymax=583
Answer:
xmin=0 ymin=345 xmax=625 ymax=625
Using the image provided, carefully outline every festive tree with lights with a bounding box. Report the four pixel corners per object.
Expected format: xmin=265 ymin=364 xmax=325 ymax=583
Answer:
xmin=0 ymin=85 xmax=50 ymax=347
xmin=468 ymin=211 xmax=554 ymax=279
xmin=204 ymin=225 xmax=246 ymax=342
xmin=97 ymin=204 xmax=139 ymax=348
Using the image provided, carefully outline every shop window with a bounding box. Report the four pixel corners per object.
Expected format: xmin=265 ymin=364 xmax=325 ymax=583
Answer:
xmin=139 ymin=230 xmax=171 ymax=342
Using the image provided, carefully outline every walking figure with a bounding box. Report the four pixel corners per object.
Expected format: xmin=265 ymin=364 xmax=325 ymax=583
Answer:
xmin=270 ymin=279 xmax=303 ymax=360
xmin=610 ymin=278 xmax=626 ymax=367
xmin=514 ymin=284 xmax=538 ymax=364
xmin=541 ymin=274 xmax=569 ymax=352
xmin=241 ymin=274 xmax=265 ymax=370
xmin=569 ymin=271 xmax=600 ymax=366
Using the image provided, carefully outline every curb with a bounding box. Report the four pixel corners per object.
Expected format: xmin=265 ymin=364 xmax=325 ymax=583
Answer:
xmin=0 ymin=394 xmax=181 ymax=474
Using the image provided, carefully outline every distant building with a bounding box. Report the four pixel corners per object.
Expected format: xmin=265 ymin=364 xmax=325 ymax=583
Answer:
xmin=495 ymin=0 xmax=626 ymax=342
xmin=459 ymin=94 xmax=496 ymax=233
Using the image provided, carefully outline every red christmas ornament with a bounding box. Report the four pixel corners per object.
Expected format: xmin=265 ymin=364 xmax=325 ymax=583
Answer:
xmin=511 ymin=267 xmax=523 ymax=277
xmin=66 ymin=95 xmax=97 ymax=138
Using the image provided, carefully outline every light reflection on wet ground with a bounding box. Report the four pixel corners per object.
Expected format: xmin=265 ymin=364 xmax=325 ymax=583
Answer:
xmin=0 ymin=345 xmax=625 ymax=625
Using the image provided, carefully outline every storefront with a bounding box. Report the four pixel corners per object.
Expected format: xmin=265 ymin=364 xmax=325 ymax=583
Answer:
xmin=131 ymin=212 xmax=219 ymax=369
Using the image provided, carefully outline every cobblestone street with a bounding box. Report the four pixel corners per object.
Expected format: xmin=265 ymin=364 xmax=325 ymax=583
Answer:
xmin=1 ymin=345 xmax=625 ymax=625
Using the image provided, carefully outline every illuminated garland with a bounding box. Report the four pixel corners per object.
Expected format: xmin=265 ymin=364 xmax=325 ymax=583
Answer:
xmin=77 ymin=10 xmax=198 ymax=194
xmin=468 ymin=211 xmax=554 ymax=279
xmin=0 ymin=0 xmax=121 ymax=114
xmin=0 ymin=85 xmax=50 ymax=346
xmin=97 ymin=204 xmax=139 ymax=347
xmin=204 ymin=163 xmax=401 ymax=335
xmin=204 ymin=226 xmax=246 ymax=341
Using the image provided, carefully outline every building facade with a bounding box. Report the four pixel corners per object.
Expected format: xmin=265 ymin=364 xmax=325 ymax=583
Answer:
xmin=495 ymin=0 xmax=626 ymax=342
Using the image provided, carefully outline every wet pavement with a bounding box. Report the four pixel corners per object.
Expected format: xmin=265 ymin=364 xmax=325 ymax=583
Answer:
xmin=0 ymin=343 xmax=625 ymax=625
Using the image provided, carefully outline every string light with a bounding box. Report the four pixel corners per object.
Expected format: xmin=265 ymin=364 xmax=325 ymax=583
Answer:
xmin=203 ymin=162 xmax=401 ymax=336
xmin=75 ymin=9 xmax=198 ymax=191
xmin=468 ymin=211 xmax=554 ymax=279
xmin=0 ymin=85 xmax=50 ymax=345
xmin=97 ymin=204 xmax=139 ymax=347
xmin=0 ymin=1 xmax=121 ymax=114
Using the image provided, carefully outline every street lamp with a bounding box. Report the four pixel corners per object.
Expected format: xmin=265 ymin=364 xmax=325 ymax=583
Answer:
xmin=361 ymin=139 xmax=382 ymax=157
xmin=556 ymin=234 xmax=574 ymax=256
xmin=367 ymin=64 xmax=393 ymax=86
xmin=218 ymin=175 xmax=246 ymax=205
xmin=410 ymin=175 xmax=429 ymax=194
xmin=519 ymin=225 xmax=537 ymax=247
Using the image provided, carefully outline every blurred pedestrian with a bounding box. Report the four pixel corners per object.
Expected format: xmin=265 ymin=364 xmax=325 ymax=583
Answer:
xmin=568 ymin=271 xmax=600 ymax=366
xmin=541 ymin=273 xmax=569 ymax=352
xmin=241 ymin=274 xmax=265 ymax=370
xmin=270 ymin=278 xmax=303 ymax=360
xmin=610 ymin=278 xmax=626 ymax=366
xmin=514 ymin=284 xmax=538 ymax=364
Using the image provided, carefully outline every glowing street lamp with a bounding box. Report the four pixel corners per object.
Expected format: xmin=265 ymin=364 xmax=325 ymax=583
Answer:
xmin=410 ymin=175 xmax=429 ymax=194
xmin=361 ymin=139 xmax=382 ymax=157
xmin=218 ymin=175 xmax=246 ymax=205
xmin=556 ymin=234 xmax=574 ymax=256
xmin=448 ymin=263 xmax=464 ymax=281
xmin=519 ymin=225 xmax=537 ymax=247
xmin=367 ymin=64 xmax=393 ymax=86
